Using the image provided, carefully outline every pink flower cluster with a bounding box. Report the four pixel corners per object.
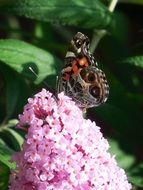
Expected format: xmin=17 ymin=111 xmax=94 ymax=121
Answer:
xmin=9 ymin=89 xmax=131 ymax=190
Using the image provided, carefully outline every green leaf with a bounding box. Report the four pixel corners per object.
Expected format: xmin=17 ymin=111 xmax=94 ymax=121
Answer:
xmin=0 ymin=139 xmax=15 ymax=169
xmin=6 ymin=119 xmax=18 ymax=127
xmin=0 ymin=161 xmax=10 ymax=190
xmin=108 ymin=138 xmax=135 ymax=169
xmin=0 ymin=39 xmax=61 ymax=84
xmin=0 ymin=62 xmax=30 ymax=119
xmin=122 ymin=56 xmax=143 ymax=69
xmin=6 ymin=73 xmax=20 ymax=119
xmin=5 ymin=0 xmax=113 ymax=30
xmin=6 ymin=70 xmax=30 ymax=119
xmin=0 ymin=125 xmax=24 ymax=151
xmin=95 ymin=103 xmax=131 ymax=131
xmin=2 ymin=67 xmax=22 ymax=119
xmin=128 ymin=163 xmax=143 ymax=187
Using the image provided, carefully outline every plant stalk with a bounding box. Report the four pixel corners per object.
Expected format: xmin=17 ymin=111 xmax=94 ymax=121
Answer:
xmin=90 ymin=0 xmax=118 ymax=53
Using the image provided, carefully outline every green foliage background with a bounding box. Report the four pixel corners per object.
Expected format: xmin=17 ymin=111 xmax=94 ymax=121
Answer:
xmin=0 ymin=0 xmax=143 ymax=189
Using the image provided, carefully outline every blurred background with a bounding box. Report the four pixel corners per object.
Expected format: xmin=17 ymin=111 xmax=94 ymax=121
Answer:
xmin=0 ymin=0 xmax=143 ymax=189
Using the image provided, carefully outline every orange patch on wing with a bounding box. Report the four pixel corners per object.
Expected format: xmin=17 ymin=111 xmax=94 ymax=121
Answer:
xmin=71 ymin=59 xmax=79 ymax=75
xmin=78 ymin=57 xmax=89 ymax=67
xmin=72 ymin=64 xmax=79 ymax=74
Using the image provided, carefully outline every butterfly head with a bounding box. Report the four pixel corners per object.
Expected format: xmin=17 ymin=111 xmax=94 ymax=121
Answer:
xmin=68 ymin=32 xmax=90 ymax=56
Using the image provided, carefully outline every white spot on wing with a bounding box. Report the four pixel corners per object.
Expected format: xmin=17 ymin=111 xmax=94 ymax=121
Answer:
xmin=77 ymin=48 xmax=81 ymax=53
xmin=66 ymin=51 xmax=76 ymax=58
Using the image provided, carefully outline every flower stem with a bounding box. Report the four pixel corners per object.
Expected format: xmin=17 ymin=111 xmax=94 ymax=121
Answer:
xmin=108 ymin=0 xmax=118 ymax=12
xmin=90 ymin=29 xmax=107 ymax=53
xmin=90 ymin=0 xmax=118 ymax=53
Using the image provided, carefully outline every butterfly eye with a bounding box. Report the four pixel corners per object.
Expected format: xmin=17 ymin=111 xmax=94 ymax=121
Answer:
xmin=89 ymin=86 xmax=100 ymax=98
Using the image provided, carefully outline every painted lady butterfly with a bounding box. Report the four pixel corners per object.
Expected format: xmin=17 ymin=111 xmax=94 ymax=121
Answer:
xmin=57 ymin=32 xmax=109 ymax=108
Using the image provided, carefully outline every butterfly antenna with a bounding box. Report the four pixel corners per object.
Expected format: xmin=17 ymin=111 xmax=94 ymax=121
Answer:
xmin=29 ymin=66 xmax=38 ymax=77
xmin=29 ymin=66 xmax=58 ymax=98
xmin=29 ymin=66 xmax=48 ymax=87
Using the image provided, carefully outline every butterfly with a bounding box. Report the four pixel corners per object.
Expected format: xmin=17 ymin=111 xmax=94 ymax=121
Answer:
xmin=57 ymin=32 xmax=109 ymax=109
